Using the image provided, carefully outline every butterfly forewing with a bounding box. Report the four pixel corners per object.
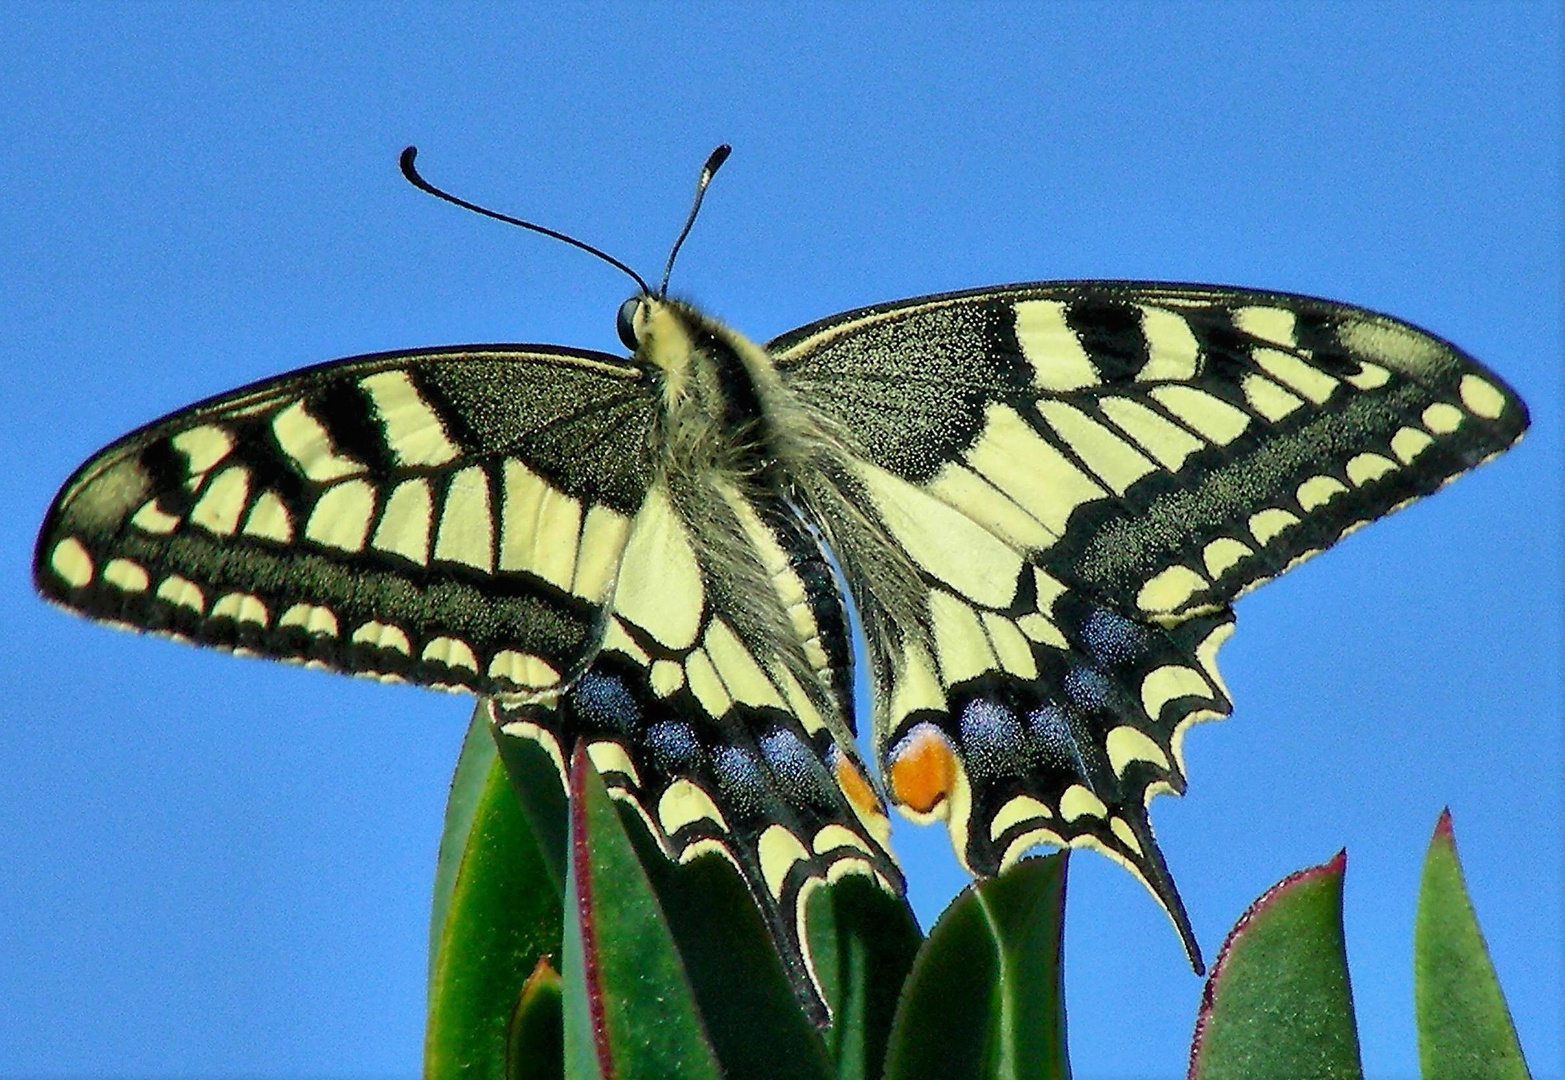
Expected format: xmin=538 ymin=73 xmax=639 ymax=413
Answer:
xmin=774 ymin=283 xmax=1528 ymax=616
xmin=771 ymin=282 xmax=1527 ymax=964
xmin=35 ymin=345 xmax=657 ymax=697
xmin=37 ymin=324 xmax=909 ymax=1022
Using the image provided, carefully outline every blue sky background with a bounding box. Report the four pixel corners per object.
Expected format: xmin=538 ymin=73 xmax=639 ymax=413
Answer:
xmin=0 ymin=5 xmax=1558 ymax=1078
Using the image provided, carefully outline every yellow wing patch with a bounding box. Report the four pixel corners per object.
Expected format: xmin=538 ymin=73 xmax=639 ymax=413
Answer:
xmin=1252 ymin=347 xmax=1338 ymax=404
xmin=613 ymin=483 xmax=704 ymax=650
xmin=171 ymin=425 xmax=234 ymax=474
xmin=1097 ymin=395 xmax=1205 ymax=471
xmin=358 ymin=371 xmax=460 ymax=467
xmin=926 ymin=462 xmax=1058 ymax=550
xmin=1459 ymin=374 xmax=1507 ymax=419
xmin=988 ymin=795 xmax=1053 ymax=841
xmin=280 ymin=603 xmax=338 ymax=637
xmin=1106 ymin=725 xmax=1171 ymax=776
xmin=1137 ymin=564 xmax=1210 ymax=616
xmin=212 ymin=592 xmax=268 ymax=626
xmin=965 ymin=404 xmax=1108 ymax=535
xmin=857 ymin=461 xmax=1023 ymax=608
xmin=434 ymin=466 xmax=495 ymax=572
xmin=1241 ymin=374 xmax=1305 ymax=422
xmin=1037 ymin=400 xmax=1158 ymax=495
xmin=1014 ymin=299 xmax=1100 ymax=391
xmin=1232 ymin=305 xmax=1297 ymax=347
xmin=49 ymin=537 xmax=94 ymax=588
xmin=307 ymin=480 xmax=376 ymax=552
xmin=1148 ymin=385 xmax=1250 ymax=444
xmin=658 ymin=779 xmax=729 ymax=835
xmin=243 ymin=490 xmax=294 ymax=543
xmin=374 ymin=479 xmax=433 ymax=564
xmin=1136 ymin=304 xmax=1202 ymax=380
xmin=156 ymin=575 xmax=205 ymax=613
xmin=104 ymin=557 xmax=149 ymax=593
xmin=190 ymin=467 xmax=250 ymax=536
xmin=271 ymin=401 xmax=365 ymax=482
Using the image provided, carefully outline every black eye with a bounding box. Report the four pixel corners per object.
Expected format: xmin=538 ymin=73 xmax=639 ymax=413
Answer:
xmin=616 ymin=297 xmax=642 ymax=351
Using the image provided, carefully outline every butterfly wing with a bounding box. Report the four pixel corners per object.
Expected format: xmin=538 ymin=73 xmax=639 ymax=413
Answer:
xmin=35 ymin=344 xmax=657 ymax=697
xmin=771 ymin=281 xmax=1528 ymax=966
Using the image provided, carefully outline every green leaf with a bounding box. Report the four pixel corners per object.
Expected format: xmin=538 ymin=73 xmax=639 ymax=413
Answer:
xmin=882 ymin=853 xmax=1070 ymax=1080
xmin=561 ymin=742 xmax=723 ymax=1080
xmin=492 ymin=719 xmax=572 ymax=892
xmin=804 ymin=876 xmax=923 ymax=1080
xmin=623 ymin=819 xmax=835 ymax=1079
xmin=426 ymin=704 xmax=564 ymax=1080
xmin=508 ymin=959 xmax=564 ymax=1080
xmin=1188 ymin=853 xmax=1362 ymax=1080
xmin=1415 ymin=809 xmax=1531 ymax=1080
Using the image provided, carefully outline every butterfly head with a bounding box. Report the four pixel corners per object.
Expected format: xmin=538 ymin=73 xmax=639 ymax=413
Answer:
xmin=616 ymin=293 xmax=711 ymax=358
xmin=618 ymin=294 xmax=794 ymax=468
xmin=617 ymin=294 xmax=723 ymax=408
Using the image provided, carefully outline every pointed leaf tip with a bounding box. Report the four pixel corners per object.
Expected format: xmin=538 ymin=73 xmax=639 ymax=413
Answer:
xmin=1188 ymin=852 xmax=1361 ymax=1080
xmin=507 ymin=959 xmax=564 ymax=1080
xmin=1433 ymin=805 xmax=1455 ymax=841
xmin=1415 ymin=811 xmax=1531 ymax=1079
xmin=1199 ymin=850 xmax=1346 ymax=997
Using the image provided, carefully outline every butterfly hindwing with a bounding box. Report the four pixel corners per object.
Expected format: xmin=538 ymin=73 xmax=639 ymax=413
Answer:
xmin=490 ymin=481 xmax=900 ymax=1022
xmin=771 ymin=281 xmax=1527 ymax=963
xmin=800 ymin=446 xmax=1238 ymax=962
xmin=35 ymin=345 xmax=658 ymax=697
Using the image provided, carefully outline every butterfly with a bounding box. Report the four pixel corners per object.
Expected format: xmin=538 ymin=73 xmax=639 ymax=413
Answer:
xmin=34 ymin=146 xmax=1528 ymax=1023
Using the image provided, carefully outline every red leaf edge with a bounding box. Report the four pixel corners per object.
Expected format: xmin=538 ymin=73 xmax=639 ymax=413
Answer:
xmin=568 ymin=742 xmax=617 ymax=1080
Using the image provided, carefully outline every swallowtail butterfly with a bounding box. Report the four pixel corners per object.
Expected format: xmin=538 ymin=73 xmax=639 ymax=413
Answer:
xmin=34 ymin=147 xmax=1528 ymax=1021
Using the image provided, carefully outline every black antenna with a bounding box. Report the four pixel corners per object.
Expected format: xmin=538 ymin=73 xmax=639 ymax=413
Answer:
xmin=658 ymin=145 xmax=731 ymax=297
xmin=400 ymin=146 xmax=651 ymax=295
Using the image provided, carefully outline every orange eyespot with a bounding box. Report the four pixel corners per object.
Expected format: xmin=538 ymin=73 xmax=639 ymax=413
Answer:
xmin=832 ymin=751 xmax=882 ymax=820
xmin=886 ymin=723 xmax=959 ymax=816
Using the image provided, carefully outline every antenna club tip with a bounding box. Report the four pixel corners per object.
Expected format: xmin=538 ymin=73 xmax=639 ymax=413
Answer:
xmin=706 ymin=144 xmax=732 ymax=174
xmin=399 ymin=146 xmax=420 ymax=177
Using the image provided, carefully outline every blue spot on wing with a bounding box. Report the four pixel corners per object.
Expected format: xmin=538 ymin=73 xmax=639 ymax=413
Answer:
xmin=957 ymin=699 xmax=1027 ymax=779
xmin=1079 ymin=607 xmax=1151 ymax=665
xmin=646 ymin=720 xmax=703 ymax=773
xmin=713 ymin=744 xmax=767 ymax=817
xmin=1063 ymin=666 xmax=1115 ymax=711
xmin=1029 ymin=702 xmax=1091 ymax=783
xmin=758 ymin=727 xmax=837 ymax=807
xmin=572 ymin=671 xmax=641 ymax=732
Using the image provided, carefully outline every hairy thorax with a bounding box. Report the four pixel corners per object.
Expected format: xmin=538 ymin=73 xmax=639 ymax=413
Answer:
xmin=630 ymin=296 xmax=930 ymax=721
